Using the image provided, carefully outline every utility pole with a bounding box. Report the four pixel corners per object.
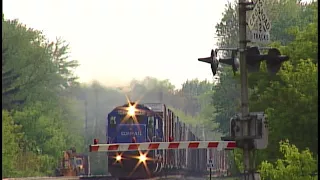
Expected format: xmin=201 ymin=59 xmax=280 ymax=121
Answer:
xmin=238 ymin=0 xmax=252 ymax=179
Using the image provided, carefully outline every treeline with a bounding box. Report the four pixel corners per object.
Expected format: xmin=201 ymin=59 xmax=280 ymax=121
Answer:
xmin=2 ymin=17 xmax=85 ymax=177
xmin=1 ymin=17 xmax=128 ymax=177
xmin=214 ymin=0 xmax=318 ymax=179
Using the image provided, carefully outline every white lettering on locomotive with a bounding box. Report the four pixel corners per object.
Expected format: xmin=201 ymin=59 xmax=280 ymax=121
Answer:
xmin=121 ymin=131 xmax=143 ymax=136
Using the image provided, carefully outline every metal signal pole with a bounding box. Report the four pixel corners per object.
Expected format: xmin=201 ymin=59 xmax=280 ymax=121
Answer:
xmin=238 ymin=0 xmax=256 ymax=179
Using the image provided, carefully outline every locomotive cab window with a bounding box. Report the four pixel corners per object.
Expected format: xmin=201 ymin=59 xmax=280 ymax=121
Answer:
xmin=110 ymin=116 xmax=116 ymax=127
xmin=155 ymin=118 xmax=159 ymax=129
xmin=148 ymin=116 xmax=155 ymax=128
xmin=110 ymin=116 xmax=117 ymax=125
xmin=148 ymin=116 xmax=155 ymax=139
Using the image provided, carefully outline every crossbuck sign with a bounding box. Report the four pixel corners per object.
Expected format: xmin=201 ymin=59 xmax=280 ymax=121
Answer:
xmin=248 ymin=0 xmax=272 ymax=43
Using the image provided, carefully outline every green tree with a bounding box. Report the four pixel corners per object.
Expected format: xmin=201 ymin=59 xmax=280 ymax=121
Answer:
xmin=249 ymin=6 xmax=318 ymax=159
xmin=259 ymin=140 xmax=318 ymax=180
xmin=213 ymin=0 xmax=318 ymax=173
xmin=209 ymin=69 xmax=240 ymax=135
xmin=2 ymin=110 xmax=23 ymax=178
xmin=215 ymin=1 xmax=238 ymax=51
xmin=181 ymin=79 xmax=212 ymax=97
xmin=250 ymin=59 xmax=318 ymax=160
xmin=2 ymin=16 xmax=84 ymax=177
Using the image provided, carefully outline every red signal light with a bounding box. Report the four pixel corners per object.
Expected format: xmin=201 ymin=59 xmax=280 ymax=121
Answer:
xmin=94 ymin=139 xmax=98 ymax=145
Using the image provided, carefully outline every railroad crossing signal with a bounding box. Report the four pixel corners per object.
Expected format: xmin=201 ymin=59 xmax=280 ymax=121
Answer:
xmin=266 ymin=48 xmax=290 ymax=73
xmin=248 ymin=0 xmax=272 ymax=43
xmin=199 ymin=1 xmax=275 ymax=179
xmin=199 ymin=47 xmax=289 ymax=75
xmin=198 ymin=48 xmax=239 ymax=76
xmin=198 ymin=49 xmax=219 ymax=76
xmin=246 ymin=46 xmax=266 ymax=72
xmin=246 ymin=46 xmax=289 ymax=74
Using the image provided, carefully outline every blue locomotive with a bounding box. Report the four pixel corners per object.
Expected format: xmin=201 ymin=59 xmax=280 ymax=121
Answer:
xmin=106 ymin=102 xmax=165 ymax=179
xmin=104 ymin=102 xmax=228 ymax=179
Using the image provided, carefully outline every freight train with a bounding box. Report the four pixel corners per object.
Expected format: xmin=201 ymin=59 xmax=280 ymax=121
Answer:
xmin=103 ymin=102 xmax=231 ymax=179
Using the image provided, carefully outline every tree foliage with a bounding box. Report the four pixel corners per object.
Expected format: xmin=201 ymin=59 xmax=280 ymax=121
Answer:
xmin=2 ymin=110 xmax=22 ymax=177
xmin=212 ymin=0 xmax=318 ymax=176
xmin=259 ymin=140 xmax=318 ymax=180
xmin=2 ymin=17 xmax=84 ymax=178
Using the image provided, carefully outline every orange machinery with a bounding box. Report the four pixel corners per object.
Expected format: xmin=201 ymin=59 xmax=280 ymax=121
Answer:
xmin=55 ymin=148 xmax=90 ymax=176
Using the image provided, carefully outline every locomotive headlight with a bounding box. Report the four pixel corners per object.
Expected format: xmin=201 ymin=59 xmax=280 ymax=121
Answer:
xmin=128 ymin=106 xmax=135 ymax=116
xmin=139 ymin=154 xmax=147 ymax=162
xmin=116 ymin=155 xmax=122 ymax=161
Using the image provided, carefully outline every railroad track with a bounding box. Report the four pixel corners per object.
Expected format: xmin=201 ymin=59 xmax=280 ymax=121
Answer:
xmin=2 ymin=175 xmax=207 ymax=180
xmin=4 ymin=174 xmax=227 ymax=180
xmin=137 ymin=175 xmax=184 ymax=180
xmin=2 ymin=177 xmax=78 ymax=180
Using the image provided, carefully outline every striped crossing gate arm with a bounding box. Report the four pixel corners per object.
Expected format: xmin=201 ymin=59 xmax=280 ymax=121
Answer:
xmin=89 ymin=141 xmax=236 ymax=152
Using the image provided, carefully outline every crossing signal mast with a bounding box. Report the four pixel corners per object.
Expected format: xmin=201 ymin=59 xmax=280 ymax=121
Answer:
xmin=198 ymin=0 xmax=289 ymax=180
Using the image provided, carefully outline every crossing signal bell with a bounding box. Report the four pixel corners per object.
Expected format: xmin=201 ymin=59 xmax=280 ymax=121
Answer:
xmin=198 ymin=49 xmax=219 ymax=76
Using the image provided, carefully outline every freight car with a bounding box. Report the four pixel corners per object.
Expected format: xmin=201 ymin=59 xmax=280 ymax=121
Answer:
xmin=101 ymin=102 xmax=231 ymax=179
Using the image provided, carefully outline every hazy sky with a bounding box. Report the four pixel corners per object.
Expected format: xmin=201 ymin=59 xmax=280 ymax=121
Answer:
xmin=4 ymin=0 xmax=232 ymax=89
xmin=3 ymin=0 xmax=312 ymax=89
